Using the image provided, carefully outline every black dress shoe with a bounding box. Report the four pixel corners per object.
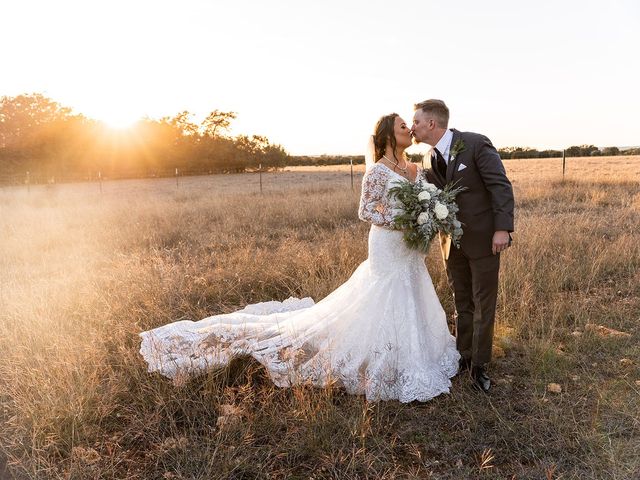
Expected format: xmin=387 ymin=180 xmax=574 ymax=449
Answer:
xmin=471 ymin=365 xmax=491 ymax=392
xmin=458 ymin=357 xmax=472 ymax=374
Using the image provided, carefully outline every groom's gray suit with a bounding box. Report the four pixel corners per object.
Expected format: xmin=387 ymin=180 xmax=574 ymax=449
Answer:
xmin=425 ymin=128 xmax=514 ymax=366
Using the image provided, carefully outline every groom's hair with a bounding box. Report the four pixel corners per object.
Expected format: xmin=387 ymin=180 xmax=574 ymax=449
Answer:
xmin=414 ymin=99 xmax=449 ymax=129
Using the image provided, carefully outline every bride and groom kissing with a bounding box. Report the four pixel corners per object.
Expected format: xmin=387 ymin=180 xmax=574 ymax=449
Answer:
xmin=140 ymin=99 xmax=515 ymax=401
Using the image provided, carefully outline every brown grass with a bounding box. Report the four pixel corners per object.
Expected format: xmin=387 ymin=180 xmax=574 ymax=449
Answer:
xmin=1 ymin=156 xmax=639 ymax=479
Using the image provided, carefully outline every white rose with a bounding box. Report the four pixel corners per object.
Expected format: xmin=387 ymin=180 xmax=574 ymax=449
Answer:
xmin=417 ymin=212 xmax=430 ymax=225
xmin=424 ymin=183 xmax=438 ymax=192
xmin=434 ymin=202 xmax=449 ymax=220
xmin=417 ymin=191 xmax=431 ymax=202
xmin=453 ymin=219 xmax=461 ymax=228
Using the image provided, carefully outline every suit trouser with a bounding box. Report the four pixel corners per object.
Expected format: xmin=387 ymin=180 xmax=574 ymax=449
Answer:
xmin=445 ymin=247 xmax=500 ymax=365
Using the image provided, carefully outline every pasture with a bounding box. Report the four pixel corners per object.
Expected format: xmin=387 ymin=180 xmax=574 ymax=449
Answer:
xmin=1 ymin=156 xmax=639 ymax=479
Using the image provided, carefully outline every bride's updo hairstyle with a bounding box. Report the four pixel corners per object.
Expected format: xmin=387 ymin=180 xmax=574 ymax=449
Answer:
xmin=373 ymin=113 xmax=399 ymax=162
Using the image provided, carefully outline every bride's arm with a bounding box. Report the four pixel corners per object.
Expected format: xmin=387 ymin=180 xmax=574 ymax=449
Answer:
xmin=358 ymin=166 xmax=395 ymax=228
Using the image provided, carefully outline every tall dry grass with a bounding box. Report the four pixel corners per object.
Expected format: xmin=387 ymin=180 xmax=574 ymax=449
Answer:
xmin=1 ymin=157 xmax=639 ymax=479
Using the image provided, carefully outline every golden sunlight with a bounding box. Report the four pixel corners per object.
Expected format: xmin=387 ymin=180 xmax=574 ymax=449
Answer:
xmin=98 ymin=111 xmax=141 ymax=130
xmin=81 ymin=98 xmax=144 ymax=129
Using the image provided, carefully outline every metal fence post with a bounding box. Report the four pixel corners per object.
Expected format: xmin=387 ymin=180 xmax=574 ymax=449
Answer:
xmin=350 ymin=158 xmax=354 ymax=190
xmin=562 ymin=149 xmax=566 ymax=179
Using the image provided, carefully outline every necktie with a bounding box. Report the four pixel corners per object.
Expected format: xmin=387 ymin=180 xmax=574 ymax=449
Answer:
xmin=434 ymin=148 xmax=447 ymax=179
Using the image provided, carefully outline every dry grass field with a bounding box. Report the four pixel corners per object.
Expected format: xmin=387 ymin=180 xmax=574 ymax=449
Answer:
xmin=1 ymin=156 xmax=639 ymax=479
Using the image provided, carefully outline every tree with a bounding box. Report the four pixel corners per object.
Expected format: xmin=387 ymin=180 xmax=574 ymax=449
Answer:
xmin=0 ymin=93 xmax=86 ymax=176
xmin=162 ymin=111 xmax=199 ymax=138
xmin=0 ymin=92 xmax=287 ymax=182
xmin=602 ymin=146 xmax=619 ymax=156
xmin=201 ymin=110 xmax=237 ymax=138
xmin=565 ymin=146 xmax=582 ymax=157
xmin=0 ymin=93 xmax=74 ymax=149
xmin=580 ymin=145 xmax=599 ymax=157
xmin=565 ymin=145 xmax=598 ymax=157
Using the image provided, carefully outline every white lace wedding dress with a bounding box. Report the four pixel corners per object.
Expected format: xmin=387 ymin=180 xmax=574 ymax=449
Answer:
xmin=140 ymin=163 xmax=460 ymax=402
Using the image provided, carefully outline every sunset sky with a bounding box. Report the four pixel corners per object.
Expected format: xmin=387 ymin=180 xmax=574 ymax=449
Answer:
xmin=2 ymin=0 xmax=638 ymax=155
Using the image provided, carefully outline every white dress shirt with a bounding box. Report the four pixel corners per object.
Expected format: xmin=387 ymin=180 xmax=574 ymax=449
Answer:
xmin=433 ymin=129 xmax=454 ymax=164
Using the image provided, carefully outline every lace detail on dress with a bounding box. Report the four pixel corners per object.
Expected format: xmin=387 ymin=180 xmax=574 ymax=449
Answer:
xmin=358 ymin=163 xmax=422 ymax=229
xmin=358 ymin=163 xmax=397 ymax=228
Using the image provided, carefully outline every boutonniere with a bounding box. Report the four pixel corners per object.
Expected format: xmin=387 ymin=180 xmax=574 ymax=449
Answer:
xmin=449 ymin=139 xmax=466 ymax=162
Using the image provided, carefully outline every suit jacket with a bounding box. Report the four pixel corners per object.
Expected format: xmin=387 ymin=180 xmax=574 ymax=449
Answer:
xmin=425 ymin=129 xmax=514 ymax=260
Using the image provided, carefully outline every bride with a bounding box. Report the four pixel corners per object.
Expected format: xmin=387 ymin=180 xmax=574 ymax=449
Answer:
xmin=140 ymin=113 xmax=460 ymax=403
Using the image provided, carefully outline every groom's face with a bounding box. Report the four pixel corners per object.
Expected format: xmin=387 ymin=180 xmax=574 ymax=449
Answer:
xmin=411 ymin=110 xmax=435 ymax=146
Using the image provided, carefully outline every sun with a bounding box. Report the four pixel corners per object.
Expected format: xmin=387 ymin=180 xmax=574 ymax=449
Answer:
xmin=84 ymin=102 xmax=142 ymax=130
xmin=100 ymin=111 xmax=140 ymax=130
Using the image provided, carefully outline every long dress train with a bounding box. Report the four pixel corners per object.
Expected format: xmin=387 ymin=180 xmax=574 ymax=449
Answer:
xmin=139 ymin=163 xmax=460 ymax=402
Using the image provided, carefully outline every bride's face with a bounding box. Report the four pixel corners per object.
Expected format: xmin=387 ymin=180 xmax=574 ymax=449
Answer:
xmin=394 ymin=117 xmax=412 ymax=149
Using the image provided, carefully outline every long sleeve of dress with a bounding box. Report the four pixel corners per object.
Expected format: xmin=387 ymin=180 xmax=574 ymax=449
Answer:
xmin=358 ymin=165 xmax=396 ymax=228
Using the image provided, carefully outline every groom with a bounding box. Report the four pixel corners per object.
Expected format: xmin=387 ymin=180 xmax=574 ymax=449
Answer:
xmin=411 ymin=99 xmax=514 ymax=392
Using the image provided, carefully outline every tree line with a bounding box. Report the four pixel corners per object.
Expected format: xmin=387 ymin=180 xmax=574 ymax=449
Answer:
xmin=1 ymin=93 xmax=637 ymax=185
xmin=497 ymin=145 xmax=640 ymax=159
xmin=288 ymin=145 xmax=639 ymax=168
xmin=0 ymin=93 xmax=289 ymax=184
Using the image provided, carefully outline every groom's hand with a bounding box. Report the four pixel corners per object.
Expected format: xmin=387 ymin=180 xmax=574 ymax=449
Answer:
xmin=492 ymin=230 xmax=511 ymax=255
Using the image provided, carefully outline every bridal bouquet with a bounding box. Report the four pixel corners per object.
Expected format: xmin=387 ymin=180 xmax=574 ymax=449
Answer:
xmin=389 ymin=176 xmax=466 ymax=253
